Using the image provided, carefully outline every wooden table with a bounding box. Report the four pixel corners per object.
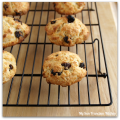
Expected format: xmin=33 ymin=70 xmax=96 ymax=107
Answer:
xmin=3 ymin=2 xmax=117 ymax=116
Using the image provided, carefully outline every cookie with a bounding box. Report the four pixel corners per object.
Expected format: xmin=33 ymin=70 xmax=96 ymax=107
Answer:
xmin=53 ymin=2 xmax=85 ymax=15
xmin=45 ymin=15 xmax=89 ymax=46
xmin=3 ymin=2 xmax=29 ymax=16
xmin=3 ymin=51 xmax=16 ymax=84
xmin=3 ymin=16 xmax=30 ymax=48
xmin=43 ymin=51 xmax=87 ymax=87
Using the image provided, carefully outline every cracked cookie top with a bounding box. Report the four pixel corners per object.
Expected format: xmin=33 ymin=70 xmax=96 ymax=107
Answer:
xmin=43 ymin=51 xmax=87 ymax=87
xmin=45 ymin=16 xmax=89 ymax=47
xmin=53 ymin=2 xmax=85 ymax=15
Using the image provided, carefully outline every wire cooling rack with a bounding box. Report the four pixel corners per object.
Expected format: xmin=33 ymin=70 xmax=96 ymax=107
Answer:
xmin=3 ymin=2 xmax=112 ymax=107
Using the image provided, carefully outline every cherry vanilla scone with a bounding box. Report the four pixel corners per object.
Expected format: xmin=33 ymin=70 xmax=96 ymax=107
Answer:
xmin=43 ymin=51 xmax=87 ymax=87
xmin=3 ymin=2 xmax=29 ymax=16
xmin=3 ymin=16 xmax=30 ymax=48
xmin=45 ymin=15 xmax=89 ymax=47
xmin=53 ymin=2 xmax=85 ymax=15
xmin=3 ymin=51 xmax=16 ymax=84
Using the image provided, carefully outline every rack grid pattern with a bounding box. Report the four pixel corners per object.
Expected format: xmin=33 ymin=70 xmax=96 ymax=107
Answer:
xmin=3 ymin=2 xmax=112 ymax=107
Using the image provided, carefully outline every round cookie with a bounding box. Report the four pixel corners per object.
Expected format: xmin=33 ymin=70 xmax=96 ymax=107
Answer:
xmin=43 ymin=51 xmax=87 ymax=87
xmin=3 ymin=51 xmax=16 ymax=84
xmin=45 ymin=15 xmax=89 ymax=47
xmin=53 ymin=2 xmax=85 ymax=15
xmin=3 ymin=2 xmax=29 ymax=16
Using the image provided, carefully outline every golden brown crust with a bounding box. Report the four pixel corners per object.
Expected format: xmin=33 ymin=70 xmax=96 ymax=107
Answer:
xmin=43 ymin=51 xmax=87 ymax=87
xmin=53 ymin=2 xmax=85 ymax=15
xmin=3 ymin=2 xmax=29 ymax=16
xmin=45 ymin=16 xmax=89 ymax=47
xmin=3 ymin=51 xmax=16 ymax=84
xmin=3 ymin=16 xmax=30 ymax=48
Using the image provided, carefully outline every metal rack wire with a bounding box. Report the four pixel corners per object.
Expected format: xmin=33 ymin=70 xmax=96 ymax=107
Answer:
xmin=3 ymin=2 xmax=112 ymax=107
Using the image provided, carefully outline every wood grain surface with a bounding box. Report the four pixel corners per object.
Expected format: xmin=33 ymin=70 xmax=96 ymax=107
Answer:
xmin=3 ymin=2 xmax=117 ymax=117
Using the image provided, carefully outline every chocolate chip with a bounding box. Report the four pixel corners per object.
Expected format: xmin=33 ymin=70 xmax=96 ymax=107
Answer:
xmin=4 ymin=4 xmax=8 ymax=11
xmin=64 ymin=36 xmax=69 ymax=43
xmin=61 ymin=63 xmax=71 ymax=70
xmin=51 ymin=20 xmax=56 ymax=24
xmin=51 ymin=69 xmax=56 ymax=76
xmin=67 ymin=15 xmax=75 ymax=23
xmin=79 ymin=63 xmax=85 ymax=68
xmin=15 ymin=31 xmax=23 ymax=38
xmin=9 ymin=64 xmax=13 ymax=71
xmin=14 ymin=18 xmax=22 ymax=25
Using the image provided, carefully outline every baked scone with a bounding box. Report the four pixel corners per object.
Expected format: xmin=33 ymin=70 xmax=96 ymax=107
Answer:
xmin=43 ymin=51 xmax=87 ymax=87
xmin=3 ymin=16 xmax=30 ymax=48
xmin=3 ymin=51 xmax=16 ymax=84
xmin=53 ymin=2 xmax=85 ymax=15
xmin=45 ymin=15 xmax=89 ymax=46
xmin=3 ymin=2 xmax=29 ymax=16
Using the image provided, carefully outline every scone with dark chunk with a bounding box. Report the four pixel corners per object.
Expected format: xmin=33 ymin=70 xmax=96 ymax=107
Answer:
xmin=43 ymin=51 xmax=87 ymax=87
xmin=3 ymin=16 xmax=30 ymax=48
xmin=45 ymin=15 xmax=89 ymax=46
xmin=53 ymin=2 xmax=85 ymax=15
xmin=3 ymin=51 xmax=16 ymax=84
xmin=3 ymin=2 xmax=29 ymax=16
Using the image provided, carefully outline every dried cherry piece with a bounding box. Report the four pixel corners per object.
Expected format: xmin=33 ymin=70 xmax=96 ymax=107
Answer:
xmin=51 ymin=69 xmax=56 ymax=76
xmin=64 ymin=36 xmax=69 ymax=43
xmin=4 ymin=4 xmax=8 ymax=11
xmin=67 ymin=15 xmax=75 ymax=23
xmin=14 ymin=18 xmax=22 ymax=25
xmin=15 ymin=12 xmax=21 ymax=16
xmin=57 ymin=72 xmax=62 ymax=76
xmin=15 ymin=31 xmax=23 ymax=38
xmin=61 ymin=63 xmax=71 ymax=70
xmin=79 ymin=63 xmax=85 ymax=68
xmin=9 ymin=64 xmax=13 ymax=71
